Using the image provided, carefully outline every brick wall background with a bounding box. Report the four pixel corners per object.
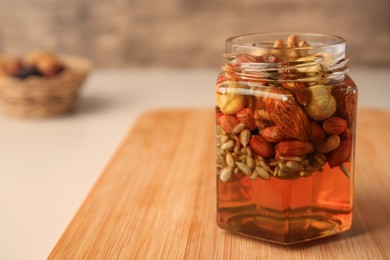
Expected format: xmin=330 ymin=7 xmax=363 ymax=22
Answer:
xmin=0 ymin=0 xmax=389 ymax=68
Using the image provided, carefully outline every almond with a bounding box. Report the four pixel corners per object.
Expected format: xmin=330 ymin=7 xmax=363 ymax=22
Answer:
xmin=309 ymin=122 xmax=326 ymax=145
xmin=236 ymin=108 xmax=256 ymax=130
xmin=235 ymin=53 xmax=258 ymax=65
xmin=323 ymin=117 xmax=347 ymax=135
xmin=216 ymin=73 xmax=226 ymax=84
xmin=328 ymin=139 xmax=352 ymax=168
xmin=344 ymin=88 xmax=357 ymax=125
xmin=278 ymin=74 xmax=311 ymax=106
xmin=293 ymin=88 xmax=311 ymax=106
xmin=262 ymin=126 xmax=288 ymax=143
xmin=265 ymin=88 xmax=310 ymax=141
xmin=219 ymin=114 xmax=240 ymax=134
xmin=280 ymin=81 xmax=306 ymax=91
xmin=254 ymin=109 xmax=271 ymax=121
xmin=249 ymin=135 xmax=274 ymax=158
xmin=332 ymin=77 xmax=358 ymax=125
xmin=279 ymin=73 xmax=307 ymax=90
xmin=275 ymin=140 xmax=313 ymax=157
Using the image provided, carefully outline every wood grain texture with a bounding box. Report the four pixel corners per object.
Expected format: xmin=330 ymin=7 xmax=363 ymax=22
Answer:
xmin=49 ymin=109 xmax=390 ymax=259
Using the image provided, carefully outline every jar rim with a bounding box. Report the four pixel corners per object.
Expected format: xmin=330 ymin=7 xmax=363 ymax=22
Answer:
xmin=226 ymin=32 xmax=346 ymax=52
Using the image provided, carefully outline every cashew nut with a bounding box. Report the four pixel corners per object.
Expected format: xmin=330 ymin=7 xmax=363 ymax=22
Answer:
xmin=315 ymin=135 xmax=340 ymax=153
xmin=216 ymin=81 xmax=245 ymax=115
xmin=305 ymin=84 xmax=337 ymax=121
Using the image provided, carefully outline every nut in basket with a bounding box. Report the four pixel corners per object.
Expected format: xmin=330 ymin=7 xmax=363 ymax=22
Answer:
xmin=0 ymin=51 xmax=91 ymax=118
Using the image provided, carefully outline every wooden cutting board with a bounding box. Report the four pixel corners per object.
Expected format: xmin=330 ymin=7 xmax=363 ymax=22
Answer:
xmin=49 ymin=109 xmax=390 ymax=259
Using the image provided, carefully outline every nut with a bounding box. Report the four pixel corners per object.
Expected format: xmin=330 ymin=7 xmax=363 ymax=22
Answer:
xmin=265 ymin=88 xmax=310 ymax=141
xmin=328 ymin=139 xmax=352 ymax=168
xmin=255 ymin=166 xmax=271 ymax=180
xmin=232 ymin=122 xmax=246 ymax=134
xmin=235 ymin=162 xmax=252 ymax=176
xmin=254 ymin=109 xmax=271 ymax=121
xmin=226 ymin=152 xmax=234 ymax=167
xmin=298 ymin=40 xmax=310 ymax=47
xmin=246 ymin=146 xmax=252 ymax=157
xmin=219 ymin=114 xmax=240 ymax=134
xmin=278 ymin=156 xmax=303 ymax=162
xmin=275 ymin=140 xmax=313 ymax=157
xmin=246 ymin=156 xmax=255 ymax=169
xmin=315 ymin=135 xmax=340 ymax=154
xmin=219 ymin=167 xmax=232 ymax=182
xmin=305 ymin=85 xmax=337 ymax=121
xmin=235 ymin=53 xmax=258 ymax=65
xmin=287 ymin=34 xmax=299 ymax=47
xmin=313 ymin=153 xmax=326 ymax=166
xmin=340 ymin=128 xmax=352 ymax=140
xmin=223 ymin=64 xmax=238 ymax=81
xmin=2 ymin=58 xmax=23 ymax=76
xmin=35 ymin=55 xmax=62 ymax=77
xmin=250 ymin=171 xmax=258 ymax=180
xmin=216 ymin=73 xmax=226 ymax=84
xmin=236 ymin=108 xmax=256 ymax=130
xmin=273 ymin=39 xmax=285 ymax=48
xmin=297 ymin=41 xmax=311 ymax=56
xmin=333 ymin=80 xmax=358 ymax=125
xmin=286 ymin=160 xmax=304 ymax=171
xmin=323 ymin=117 xmax=347 ymax=135
xmin=249 ymin=135 xmax=275 ymax=158
xmin=220 ymin=134 xmax=229 ymax=143
xmin=309 ymin=121 xmax=326 ymax=145
xmin=233 ymin=140 xmax=241 ymax=154
xmin=255 ymin=119 xmax=271 ymax=132
xmin=300 ymin=170 xmax=312 ymax=177
xmin=279 ymin=74 xmax=306 ymax=90
xmin=339 ymin=164 xmax=351 ymax=178
xmin=261 ymin=125 xmax=288 ymax=143
xmin=239 ymin=129 xmax=251 ymax=147
xmin=221 ymin=140 xmax=235 ymax=150
xmin=262 ymin=54 xmax=278 ymax=63
xmin=216 ymin=81 xmax=245 ymax=115
xmin=296 ymin=56 xmax=321 ymax=73
xmin=286 ymin=35 xmax=300 ymax=59
xmin=259 ymin=160 xmax=273 ymax=173
xmin=293 ymin=88 xmax=311 ymax=106
xmin=300 ymin=159 xmax=310 ymax=167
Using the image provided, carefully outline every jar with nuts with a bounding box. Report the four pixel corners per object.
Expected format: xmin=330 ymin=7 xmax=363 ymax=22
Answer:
xmin=215 ymin=33 xmax=357 ymax=244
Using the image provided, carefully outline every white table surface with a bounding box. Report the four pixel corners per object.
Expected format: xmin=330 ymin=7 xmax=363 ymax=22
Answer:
xmin=0 ymin=68 xmax=389 ymax=260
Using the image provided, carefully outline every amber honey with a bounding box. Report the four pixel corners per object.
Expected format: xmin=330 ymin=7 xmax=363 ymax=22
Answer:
xmin=217 ymin=163 xmax=353 ymax=244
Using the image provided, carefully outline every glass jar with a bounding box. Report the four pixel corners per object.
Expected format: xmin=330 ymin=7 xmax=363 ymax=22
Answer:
xmin=215 ymin=33 xmax=357 ymax=244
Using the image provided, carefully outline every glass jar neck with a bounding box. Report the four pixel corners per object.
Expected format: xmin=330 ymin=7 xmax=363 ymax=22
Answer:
xmin=223 ymin=33 xmax=349 ymax=85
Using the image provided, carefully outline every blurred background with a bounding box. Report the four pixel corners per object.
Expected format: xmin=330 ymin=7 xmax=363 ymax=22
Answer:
xmin=0 ymin=2 xmax=389 ymax=259
xmin=0 ymin=0 xmax=389 ymax=68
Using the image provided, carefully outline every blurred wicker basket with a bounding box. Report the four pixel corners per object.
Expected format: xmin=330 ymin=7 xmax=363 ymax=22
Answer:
xmin=0 ymin=55 xmax=91 ymax=118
